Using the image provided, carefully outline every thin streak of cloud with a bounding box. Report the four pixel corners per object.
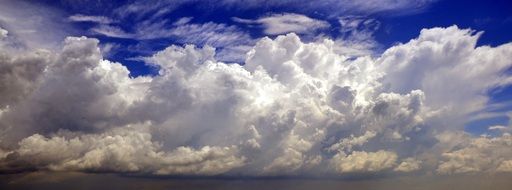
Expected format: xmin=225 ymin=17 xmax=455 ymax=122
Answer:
xmin=68 ymin=14 xmax=115 ymax=24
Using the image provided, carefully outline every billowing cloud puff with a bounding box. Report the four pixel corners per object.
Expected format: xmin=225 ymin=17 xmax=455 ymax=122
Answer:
xmin=10 ymin=128 xmax=244 ymax=175
xmin=379 ymin=27 xmax=512 ymax=126
xmin=0 ymin=49 xmax=48 ymax=110
xmin=331 ymin=150 xmax=398 ymax=173
xmin=0 ymin=25 xmax=511 ymax=176
xmin=0 ymin=27 xmax=7 ymax=39
xmin=394 ymin=157 xmax=422 ymax=172
xmin=437 ymin=133 xmax=512 ymax=174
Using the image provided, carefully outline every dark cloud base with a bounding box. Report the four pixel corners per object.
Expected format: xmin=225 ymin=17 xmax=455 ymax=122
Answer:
xmin=1 ymin=172 xmax=512 ymax=190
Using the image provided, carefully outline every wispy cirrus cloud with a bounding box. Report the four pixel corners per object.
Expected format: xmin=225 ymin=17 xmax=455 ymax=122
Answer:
xmin=221 ymin=0 xmax=437 ymax=16
xmin=68 ymin=14 xmax=115 ymax=24
xmin=233 ymin=13 xmax=330 ymax=35
xmin=63 ymin=0 xmax=438 ymax=65
xmin=89 ymin=17 xmax=255 ymax=62
xmin=90 ymin=25 xmax=133 ymax=38
xmin=110 ymin=0 xmax=437 ymax=21
xmin=0 ymin=0 xmax=75 ymax=49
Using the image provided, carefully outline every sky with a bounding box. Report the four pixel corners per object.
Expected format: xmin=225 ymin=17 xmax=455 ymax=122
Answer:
xmin=1 ymin=0 xmax=512 ymax=188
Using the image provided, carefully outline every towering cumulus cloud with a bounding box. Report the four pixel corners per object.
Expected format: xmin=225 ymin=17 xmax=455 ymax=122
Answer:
xmin=0 ymin=26 xmax=511 ymax=176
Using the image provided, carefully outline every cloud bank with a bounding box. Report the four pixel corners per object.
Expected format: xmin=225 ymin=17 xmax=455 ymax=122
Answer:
xmin=0 ymin=25 xmax=511 ymax=176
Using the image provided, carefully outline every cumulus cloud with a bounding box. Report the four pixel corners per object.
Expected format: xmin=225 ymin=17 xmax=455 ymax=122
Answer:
xmin=327 ymin=131 xmax=377 ymax=152
xmin=234 ymin=13 xmax=329 ymax=35
xmin=331 ymin=150 xmax=398 ymax=173
xmin=0 ymin=25 xmax=511 ymax=177
xmin=0 ymin=27 xmax=7 ymax=39
xmin=0 ymin=49 xmax=48 ymax=110
xmin=10 ymin=129 xmax=244 ymax=175
xmin=437 ymin=133 xmax=512 ymax=174
xmin=394 ymin=158 xmax=422 ymax=172
xmin=379 ymin=26 xmax=512 ymax=129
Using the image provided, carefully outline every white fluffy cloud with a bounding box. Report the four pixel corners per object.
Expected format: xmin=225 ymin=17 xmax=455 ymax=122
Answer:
xmin=379 ymin=26 xmax=512 ymax=129
xmin=0 ymin=25 xmax=511 ymax=176
xmin=0 ymin=27 xmax=7 ymax=39
xmin=331 ymin=150 xmax=398 ymax=173
xmin=437 ymin=133 xmax=512 ymax=174
xmin=394 ymin=157 xmax=422 ymax=172
xmin=13 ymin=129 xmax=244 ymax=175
